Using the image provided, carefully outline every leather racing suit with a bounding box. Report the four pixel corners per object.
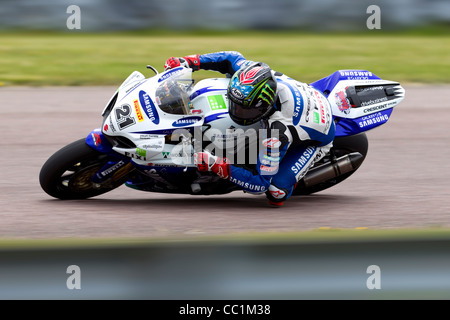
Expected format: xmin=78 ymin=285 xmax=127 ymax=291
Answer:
xmin=188 ymin=51 xmax=335 ymax=204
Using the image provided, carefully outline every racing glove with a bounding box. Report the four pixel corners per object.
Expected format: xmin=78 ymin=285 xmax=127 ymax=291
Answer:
xmin=193 ymin=151 xmax=230 ymax=179
xmin=164 ymin=55 xmax=201 ymax=71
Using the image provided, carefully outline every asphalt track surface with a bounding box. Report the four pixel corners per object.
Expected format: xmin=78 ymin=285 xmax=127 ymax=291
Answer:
xmin=1 ymin=85 xmax=449 ymax=239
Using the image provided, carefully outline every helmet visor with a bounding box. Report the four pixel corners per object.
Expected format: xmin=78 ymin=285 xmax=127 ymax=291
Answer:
xmin=228 ymin=98 xmax=269 ymax=126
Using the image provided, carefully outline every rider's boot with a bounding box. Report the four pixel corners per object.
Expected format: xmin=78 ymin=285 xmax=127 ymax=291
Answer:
xmin=266 ymin=184 xmax=290 ymax=207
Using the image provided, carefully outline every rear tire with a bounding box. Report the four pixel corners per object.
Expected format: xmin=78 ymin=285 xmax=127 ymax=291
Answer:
xmin=292 ymin=133 xmax=368 ymax=196
xmin=39 ymin=139 xmax=126 ymax=200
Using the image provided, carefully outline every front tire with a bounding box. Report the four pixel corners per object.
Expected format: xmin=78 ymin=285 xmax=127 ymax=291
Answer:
xmin=39 ymin=139 xmax=128 ymax=200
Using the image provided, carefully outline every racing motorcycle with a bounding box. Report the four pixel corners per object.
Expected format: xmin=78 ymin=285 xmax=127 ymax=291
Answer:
xmin=39 ymin=65 xmax=405 ymax=200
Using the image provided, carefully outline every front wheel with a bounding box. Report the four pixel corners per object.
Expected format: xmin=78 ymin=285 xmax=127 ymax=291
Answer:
xmin=39 ymin=139 xmax=131 ymax=200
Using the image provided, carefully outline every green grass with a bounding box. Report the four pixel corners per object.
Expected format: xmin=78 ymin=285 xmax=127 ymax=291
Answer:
xmin=1 ymin=227 xmax=450 ymax=249
xmin=0 ymin=31 xmax=449 ymax=86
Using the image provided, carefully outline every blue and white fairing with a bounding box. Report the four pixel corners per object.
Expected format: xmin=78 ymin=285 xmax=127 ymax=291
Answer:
xmin=98 ymin=67 xmax=258 ymax=170
xmin=99 ymin=67 xmax=207 ymax=167
xmin=97 ymin=67 xmax=404 ymax=172
xmin=311 ymin=70 xmax=405 ymax=137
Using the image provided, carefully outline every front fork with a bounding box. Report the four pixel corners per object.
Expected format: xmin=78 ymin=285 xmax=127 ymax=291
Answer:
xmin=85 ymin=129 xmax=135 ymax=186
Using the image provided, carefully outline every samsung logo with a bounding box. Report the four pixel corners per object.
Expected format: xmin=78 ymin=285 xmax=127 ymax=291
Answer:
xmin=139 ymin=90 xmax=160 ymax=124
xmin=158 ymin=67 xmax=184 ymax=82
xmin=172 ymin=116 xmax=202 ymax=127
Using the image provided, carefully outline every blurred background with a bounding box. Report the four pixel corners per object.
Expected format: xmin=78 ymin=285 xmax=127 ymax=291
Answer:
xmin=0 ymin=0 xmax=449 ymax=86
xmin=1 ymin=0 xmax=449 ymax=31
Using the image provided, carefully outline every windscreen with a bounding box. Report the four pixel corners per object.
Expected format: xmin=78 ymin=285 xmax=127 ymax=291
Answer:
xmin=155 ymin=69 xmax=194 ymax=115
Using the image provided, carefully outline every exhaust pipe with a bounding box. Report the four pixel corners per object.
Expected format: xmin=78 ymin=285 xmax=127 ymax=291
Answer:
xmin=302 ymin=152 xmax=364 ymax=187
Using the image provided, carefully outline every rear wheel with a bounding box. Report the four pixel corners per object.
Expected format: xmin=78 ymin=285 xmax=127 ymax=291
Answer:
xmin=292 ymin=132 xmax=368 ymax=196
xmin=39 ymin=139 xmax=132 ymax=200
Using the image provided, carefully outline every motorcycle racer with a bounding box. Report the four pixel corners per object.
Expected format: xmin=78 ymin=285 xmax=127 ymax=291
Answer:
xmin=165 ymin=51 xmax=335 ymax=206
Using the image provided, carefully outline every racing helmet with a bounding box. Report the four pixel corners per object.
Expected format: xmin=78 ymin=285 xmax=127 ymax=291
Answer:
xmin=227 ymin=62 xmax=277 ymax=126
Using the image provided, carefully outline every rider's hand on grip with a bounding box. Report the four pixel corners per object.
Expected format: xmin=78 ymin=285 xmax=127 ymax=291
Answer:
xmin=193 ymin=152 xmax=212 ymax=172
xmin=194 ymin=151 xmax=230 ymax=179
xmin=164 ymin=55 xmax=200 ymax=71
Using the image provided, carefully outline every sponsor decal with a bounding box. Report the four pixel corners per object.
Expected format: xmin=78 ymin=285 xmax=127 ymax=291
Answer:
xmin=172 ymin=116 xmax=202 ymax=127
xmin=208 ymin=95 xmax=227 ymax=110
xmin=141 ymin=143 xmax=163 ymax=151
xmin=162 ymin=152 xmax=170 ymax=158
xmin=313 ymin=111 xmax=320 ymax=124
xmin=229 ymin=177 xmax=266 ymax=192
xmin=270 ymin=189 xmax=286 ymax=199
xmin=304 ymin=94 xmax=312 ymax=122
xmin=260 ymin=165 xmax=278 ymax=172
xmin=314 ymin=91 xmax=326 ymax=124
xmin=290 ymin=85 xmax=304 ymax=126
xmin=263 ymin=154 xmax=280 ymax=162
xmin=125 ymin=151 xmax=147 ymax=161
xmin=139 ymin=134 xmax=160 ymax=139
xmin=103 ymin=124 xmax=109 ymax=132
xmin=136 ymin=148 xmax=146 ymax=157
xmin=358 ymin=112 xmax=389 ymax=128
xmin=361 ymin=97 xmax=388 ymax=107
xmin=133 ymin=99 xmax=144 ymax=122
xmin=216 ymin=166 xmax=227 ymax=179
xmin=363 ymin=100 xmax=397 ymax=113
xmin=291 ymin=147 xmax=316 ymax=174
xmin=263 ymin=137 xmax=281 ymax=148
xmin=125 ymin=81 xmax=141 ymax=94
xmin=339 ymin=71 xmax=374 ymax=80
xmin=335 ymin=90 xmax=351 ymax=114
xmin=258 ymin=83 xmax=276 ymax=105
xmin=358 ymin=85 xmax=384 ymax=93
xmin=230 ymin=88 xmax=244 ymax=100
xmin=158 ymin=67 xmax=183 ymax=82
xmin=146 ymin=163 xmax=179 ymax=168
xmin=139 ymin=90 xmax=160 ymax=124
xmin=99 ymin=161 xmax=125 ymax=177
xmin=109 ymin=118 xmax=116 ymax=133
xmin=266 ymin=151 xmax=280 ymax=157
xmin=91 ymin=132 xmax=101 ymax=146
